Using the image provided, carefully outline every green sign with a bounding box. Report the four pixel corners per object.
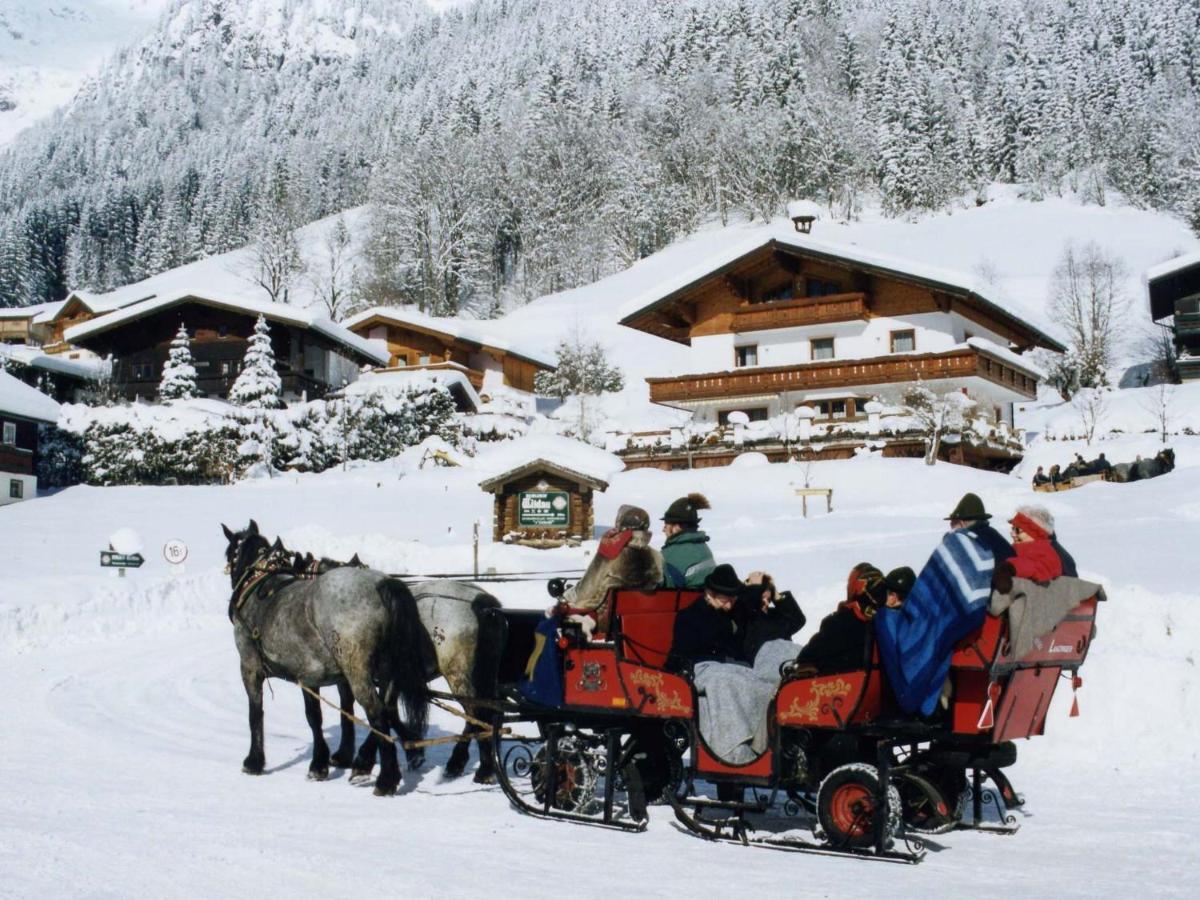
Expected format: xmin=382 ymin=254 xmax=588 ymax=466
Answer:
xmin=100 ymin=551 xmax=145 ymax=568
xmin=518 ymin=491 xmax=570 ymax=527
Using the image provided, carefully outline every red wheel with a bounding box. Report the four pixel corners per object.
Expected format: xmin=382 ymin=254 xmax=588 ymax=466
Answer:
xmin=817 ymin=764 xmax=901 ymax=848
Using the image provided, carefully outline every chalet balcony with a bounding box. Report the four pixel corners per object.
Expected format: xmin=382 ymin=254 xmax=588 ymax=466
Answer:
xmin=377 ymin=361 xmax=485 ymax=392
xmin=646 ymin=347 xmax=1039 ymax=404
xmin=1175 ymin=312 xmax=1200 ymax=336
xmin=731 ymin=292 xmax=868 ymax=334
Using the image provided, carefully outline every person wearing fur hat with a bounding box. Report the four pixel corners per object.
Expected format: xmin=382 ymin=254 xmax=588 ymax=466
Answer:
xmin=992 ymin=505 xmax=1063 ymax=592
xmin=660 ymin=493 xmax=716 ymax=589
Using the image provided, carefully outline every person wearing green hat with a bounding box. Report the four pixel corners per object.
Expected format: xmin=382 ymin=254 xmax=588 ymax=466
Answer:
xmin=660 ymin=492 xmax=716 ymax=588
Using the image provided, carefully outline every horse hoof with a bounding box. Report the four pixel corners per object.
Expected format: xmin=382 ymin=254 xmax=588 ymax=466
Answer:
xmin=349 ymin=771 xmax=374 ymax=786
xmin=442 ymin=766 xmax=465 ymax=781
xmin=242 ymin=765 xmax=264 ymax=776
xmin=307 ymin=768 xmax=329 ymax=782
xmin=472 ymin=771 xmax=496 ymax=785
xmin=330 ymin=753 xmax=354 ymax=769
xmin=373 ymin=781 xmax=398 ymax=797
xmin=406 ymin=753 xmax=426 ymax=772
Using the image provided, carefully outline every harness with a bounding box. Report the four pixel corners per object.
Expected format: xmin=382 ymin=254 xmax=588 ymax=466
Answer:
xmin=228 ymin=546 xmax=301 ymax=677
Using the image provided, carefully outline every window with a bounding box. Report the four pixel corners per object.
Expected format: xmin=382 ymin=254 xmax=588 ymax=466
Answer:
xmin=890 ymin=330 xmax=916 ymax=353
xmin=1177 ymin=295 xmax=1200 ymax=316
xmin=805 ymin=277 xmax=841 ymax=298
xmin=734 ymin=344 xmax=758 ymax=367
xmin=814 ymin=399 xmax=850 ymax=420
xmin=218 ymin=324 xmax=230 ymax=338
xmin=133 ymin=362 xmax=154 ymax=380
xmin=395 ymin=354 xmax=409 ymax=366
xmin=757 ymin=281 xmax=795 ymax=303
xmin=9 ymin=479 xmax=22 ymax=500
xmin=219 ymin=360 xmax=239 ymax=376
xmin=2 ymin=421 xmax=15 ymax=445
xmin=811 ymin=337 xmax=835 ymax=360
xmin=418 ymin=355 xmax=431 ymax=365
xmin=718 ymin=407 xmax=769 ymax=425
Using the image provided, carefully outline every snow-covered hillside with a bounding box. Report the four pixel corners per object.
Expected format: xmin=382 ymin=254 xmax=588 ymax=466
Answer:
xmin=1 ymin=425 xmax=1197 ymax=896
xmin=0 ymin=0 xmax=170 ymax=147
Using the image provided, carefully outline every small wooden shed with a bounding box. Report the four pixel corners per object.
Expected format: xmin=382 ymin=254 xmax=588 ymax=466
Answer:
xmin=479 ymin=458 xmax=609 ymax=547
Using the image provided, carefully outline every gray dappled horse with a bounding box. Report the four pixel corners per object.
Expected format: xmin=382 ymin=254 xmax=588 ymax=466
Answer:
xmin=1110 ymin=448 xmax=1176 ymax=483
xmin=222 ymin=521 xmax=429 ymax=795
xmin=352 ymin=579 xmax=506 ymax=783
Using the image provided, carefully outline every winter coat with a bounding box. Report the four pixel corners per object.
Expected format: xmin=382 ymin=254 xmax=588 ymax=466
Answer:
xmin=1051 ymin=537 xmax=1078 ymax=577
xmin=1008 ymin=539 xmax=1063 ymax=582
xmin=965 ymin=520 xmax=1014 ymax=562
xmin=666 ymin=598 xmax=739 ymax=673
xmin=736 ymin=590 xmax=806 ymax=663
xmin=661 ymin=529 xmax=716 ymax=588
xmin=793 ymin=603 xmax=872 ymax=675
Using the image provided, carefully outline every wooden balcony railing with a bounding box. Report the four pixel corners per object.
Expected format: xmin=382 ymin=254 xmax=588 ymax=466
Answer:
xmin=731 ymin=292 xmax=868 ymax=333
xmin=376 ymin=362 xmax=485 ymax=392
xmin=1175 ymin=312 xmax=1200 ymax=336
xmin=647 ymin=347 xmax=1038 ymax=403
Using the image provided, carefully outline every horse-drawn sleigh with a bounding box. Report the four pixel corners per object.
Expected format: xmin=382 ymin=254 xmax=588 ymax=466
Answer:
xmin=482 ymin=584 xmax=1101 ymax=862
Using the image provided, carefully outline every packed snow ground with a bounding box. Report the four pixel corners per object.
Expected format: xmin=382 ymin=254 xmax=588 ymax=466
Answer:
xmin=2 ymin=427 xmax=1198 ymax=898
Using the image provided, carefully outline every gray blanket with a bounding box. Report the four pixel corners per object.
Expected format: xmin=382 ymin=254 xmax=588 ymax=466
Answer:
xmin=988 ymin=576 xmax=1104 ymax=659
xmin=694 ymin=639 xmax=799 ymax=764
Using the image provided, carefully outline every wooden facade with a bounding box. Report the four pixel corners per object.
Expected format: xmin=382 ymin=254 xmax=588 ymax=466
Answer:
xmin=41 ymin=297 xmax=102 ymax=354
xmin=349 ymin=313 xmax=551 ymax=393
xmin=479 ymin=460 xmax=607 ymax=546
xmin=621 ymin=241 xmax=1063 ymax=354
xmin=68 ymin=300 xmax=376 ymax=401
xmin=645 ymin=346 xmax=1039 ymax=405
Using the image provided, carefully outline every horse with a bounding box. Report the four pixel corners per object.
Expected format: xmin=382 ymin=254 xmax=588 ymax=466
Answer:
xmin=342 ymin=578 xmax=507 ymax=783
xmin=222 ymin=520 xmax=429 ymax=795
xmin=1110 ymin=448 xmax=1175 ymax=483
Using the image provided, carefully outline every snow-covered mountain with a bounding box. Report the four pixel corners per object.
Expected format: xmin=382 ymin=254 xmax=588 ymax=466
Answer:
xmin=0 ymin=0 xmax=172 ymax=147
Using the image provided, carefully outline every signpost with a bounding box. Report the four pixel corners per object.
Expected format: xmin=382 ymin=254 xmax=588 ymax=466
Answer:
xmin=518 ymin=491 xmax=570 ymax=527
xmin=100 ymin=550 xmax=145 ymax=577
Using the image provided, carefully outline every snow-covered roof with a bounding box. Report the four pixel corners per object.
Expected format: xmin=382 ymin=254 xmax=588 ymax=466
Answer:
xmin=64 ymin=291 xmax=389 ymax=366
xmin=618 ymin=225 xmax=1067 ymax=353
xmin=341 ymin=366 xmax=481 ymax=412
xmin=343 ymin=306 xmax=557 ymax=370
xmin=0 ymin=299 xmax=64 ymax=322
xmin=0 ymin=370 xmax=61 ymax=423
xmin=0 ymin=344 xmax=102 ymax=380
xmin=1145 ymin=251 xmax=1200 ymax=284
xmin=474 ymin=435 xmax=623 ymax=487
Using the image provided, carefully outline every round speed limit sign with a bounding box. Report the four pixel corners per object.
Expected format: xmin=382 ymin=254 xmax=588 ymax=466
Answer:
xmin=163 ymin=539 xmax=189 ymax=565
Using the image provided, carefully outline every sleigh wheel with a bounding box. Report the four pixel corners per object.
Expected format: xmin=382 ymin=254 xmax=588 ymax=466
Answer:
xmin=817 ymin=763 xmax=901 ymax=849
xmin=530 ymin=735 xmax=599 ymax=813
xmin=898 ymin=769 xmax=961 ymax=835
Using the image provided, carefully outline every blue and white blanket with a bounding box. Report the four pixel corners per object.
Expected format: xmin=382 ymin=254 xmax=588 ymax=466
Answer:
xmin=876 ymin=528 xmax=997 ymax=716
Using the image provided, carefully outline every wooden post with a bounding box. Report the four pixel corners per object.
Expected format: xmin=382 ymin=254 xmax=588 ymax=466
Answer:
xmin=473 ymin=521 xmax=479 ymax=578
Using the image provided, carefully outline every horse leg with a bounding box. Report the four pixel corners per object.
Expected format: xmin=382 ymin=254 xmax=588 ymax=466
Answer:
xmin=345 ymin=668 xmax=400 ymax=796
xmin=303 ymin=688 xmax=330 ymax=781
xmin=330 ymin=679 xmax=356 ymax=769
xmin=241 ymin=664 xmax=266 ymax=775
xmin=394 ymin=713 xmax=426 ymax=772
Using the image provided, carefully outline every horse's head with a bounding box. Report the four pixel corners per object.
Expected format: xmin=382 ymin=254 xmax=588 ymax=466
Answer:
xmin=1161 ymin=448 xmax=1176 ymax=470
xmin=221 ymin=520 xmax=270 ymax=585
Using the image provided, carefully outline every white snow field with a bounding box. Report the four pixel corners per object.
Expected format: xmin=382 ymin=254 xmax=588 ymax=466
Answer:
xmin=2 ymin=428 xmax=1198 ymax=898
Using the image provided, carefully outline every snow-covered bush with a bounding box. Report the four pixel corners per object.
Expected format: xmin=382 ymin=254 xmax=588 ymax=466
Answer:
xmin=158 ymin=324 xmax=198 ymax=401
xmin=36 ymin=424 xmax=84 ymax=488
xmin=229 ymin=315 xmax=284 ymax=409
xmin=81 ymin=419 xmax=241 ymax=486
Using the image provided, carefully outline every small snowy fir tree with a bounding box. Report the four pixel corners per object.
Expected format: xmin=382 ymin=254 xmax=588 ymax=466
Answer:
xmin=230 ymin=315 xmax=284 ymax=409
xmin=159 ymin=323 xmax=198 ymax=401
xmin=534 ymin=335 xmax=624 ymax=399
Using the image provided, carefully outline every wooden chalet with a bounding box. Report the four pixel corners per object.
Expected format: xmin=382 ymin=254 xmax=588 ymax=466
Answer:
xmin=617 ymin=229 xmax=1065 ymax=470
xmin=0 ymin=370 xmax=60 ymax=505
xmin=1146 ymin=252 xmax=1200 ymax=382
xmin=64 ymin=292 xmax=388 ymax=402
xmin=344 ymin=307 xmax=555 ymax=394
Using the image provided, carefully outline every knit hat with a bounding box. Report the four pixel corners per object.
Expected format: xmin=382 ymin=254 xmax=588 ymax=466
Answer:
xmin=945 ymin=492 xmax=991 ymax=522
xmin=704 ymin=563 xmax=742 ymax=596
xmin=1009 ymin=505 xmax=1054 ymax=541
xmin=662 ymin=493 xmax=710 ymax=527
xmin=885 ymin=566 xmax=917 ymax=600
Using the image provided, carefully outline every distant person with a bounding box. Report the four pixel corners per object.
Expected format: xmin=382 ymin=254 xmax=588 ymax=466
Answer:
xmin=660 ymin=493 xmax=715 ymax=588
xmin=1032 ymin=466 xmax=1050 ymax=487
xmin=875 ymin=494 xmax=1013 ymax=716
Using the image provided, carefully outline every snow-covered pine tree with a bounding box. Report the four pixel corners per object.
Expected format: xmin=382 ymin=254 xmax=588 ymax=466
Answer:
xmin=229 ymin=315 xmax=284 ymax=409
xmin=159 ymin=323 xmax=199 ymax=401
xmin=535 ymin=335 xmax=624 ymax=400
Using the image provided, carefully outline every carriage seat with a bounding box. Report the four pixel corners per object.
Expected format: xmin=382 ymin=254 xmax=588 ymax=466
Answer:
xmin=608 ymin=589 xmax=701 ymax=670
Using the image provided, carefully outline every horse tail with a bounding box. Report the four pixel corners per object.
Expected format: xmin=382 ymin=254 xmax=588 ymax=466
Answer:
xmin=470 ymin=595 xmax=506 ymax=704
xmin=378 ymin=578 xmax=430 ymax=739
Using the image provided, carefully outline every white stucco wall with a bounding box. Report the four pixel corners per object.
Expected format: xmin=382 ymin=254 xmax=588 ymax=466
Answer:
xmin=0 ymin=471 xmax=36 ymax=506
xmin=689 ymin=311 xmax=1012 ymax=373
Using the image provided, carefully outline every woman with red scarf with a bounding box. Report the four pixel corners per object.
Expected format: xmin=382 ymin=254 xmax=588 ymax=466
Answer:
xmin=1003 ymin=505 xmax=1063 ymax=583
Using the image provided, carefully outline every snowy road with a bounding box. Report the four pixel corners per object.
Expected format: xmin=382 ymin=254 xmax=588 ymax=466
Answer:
xmin=3 ymin=449 xmax=1199 ymax=897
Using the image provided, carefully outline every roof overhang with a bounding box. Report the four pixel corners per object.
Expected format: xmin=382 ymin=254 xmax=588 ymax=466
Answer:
xmin=620 ymin=238 xmax=1066 ymax=353
xmin=478 ymin=458 xmax=609 ymax=493
xmin=1146 ymin=253 xmax=1200 ymax=321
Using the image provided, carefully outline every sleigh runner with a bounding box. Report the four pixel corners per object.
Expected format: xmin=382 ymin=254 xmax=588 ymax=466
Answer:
xmin=485 ymin=585 xmax=1101 ymax=860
